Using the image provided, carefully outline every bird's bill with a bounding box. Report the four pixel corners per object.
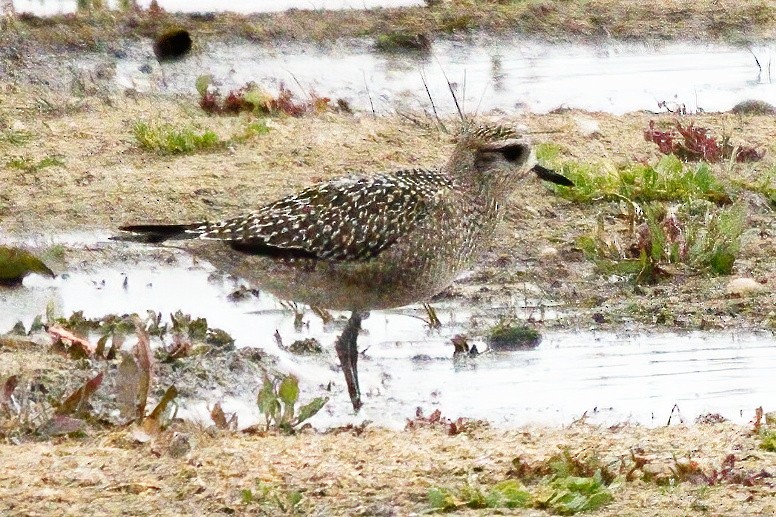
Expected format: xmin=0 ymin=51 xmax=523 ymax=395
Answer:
xmin=531 ymin=164 xmax=574 ymax=187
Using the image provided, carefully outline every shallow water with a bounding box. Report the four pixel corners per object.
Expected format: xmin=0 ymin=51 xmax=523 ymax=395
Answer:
xmin=75 ymin=39 xmax=775 ymax=115
xmin=3 ymin=234 xmax=774 ymax=429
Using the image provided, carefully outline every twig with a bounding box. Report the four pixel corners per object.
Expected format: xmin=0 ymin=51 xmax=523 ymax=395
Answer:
xmin=666 ymin=403 xmax=683 ymax=426
xmin=420 ymin=69 xmax=445 ymax=132
xmin=437 ymin=59 xmax=465 ymax=122
xmin=747 ymin=47 xmax=762 ymax=72
xmin=363 ymin=71 xmax=376 ymax=118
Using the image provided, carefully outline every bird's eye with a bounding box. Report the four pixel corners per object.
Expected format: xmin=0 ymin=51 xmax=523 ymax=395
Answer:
xmin=499 ymin=144 xmax=528 ymax=163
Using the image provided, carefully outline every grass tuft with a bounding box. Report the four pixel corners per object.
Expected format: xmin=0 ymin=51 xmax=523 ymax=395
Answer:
xmin=133 ymin=121 xmax=223 ymax=154
xmin=578 ymin=201 xmax=747 ymax=283
xmin=374 ymin=31 xmax=431 ymax=52
xmin=0 ymin=129 xmax=34 ymax=145
xmin=5 ymin=155 xmax=65 ymax=173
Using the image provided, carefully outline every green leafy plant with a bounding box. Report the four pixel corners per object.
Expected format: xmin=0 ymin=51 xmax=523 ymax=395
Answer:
xmin=232 ymin=120 xmax=271 ymax=143
xmin=579 ymin=201 xmax=746 ymax=284
xmin=536 ymin=144 xmax=729 ymax=205
xmin=256 ymin=374 xmax=327 ymax=433
xmin=534 ymin=470 xmax=614 ymax=515
xmin=133 ymin=121 xmax=223 ymax=154
xmin=428 ymin=480 xmax=530 ymax=512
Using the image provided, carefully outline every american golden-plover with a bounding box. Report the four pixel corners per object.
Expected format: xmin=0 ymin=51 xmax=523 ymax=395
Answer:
xmin=120 ymin=125 xmax=572 ymax=410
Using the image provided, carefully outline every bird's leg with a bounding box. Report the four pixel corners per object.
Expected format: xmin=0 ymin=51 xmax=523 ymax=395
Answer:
xmin=334 ymin=311 xmax=363 ymax=411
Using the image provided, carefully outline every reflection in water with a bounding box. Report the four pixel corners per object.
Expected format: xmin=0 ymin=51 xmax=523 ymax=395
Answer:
xmin=65 ymin=39 xmax=775 ymax=114
xmin=2 ymin=234 xmax=774 ymax=429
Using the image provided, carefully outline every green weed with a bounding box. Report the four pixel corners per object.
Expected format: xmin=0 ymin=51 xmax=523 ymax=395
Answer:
xmin=736 ymin=167 xmax=776 ymax=207
xmin=257 ymin=374 xmax=327 ymax=433
xmin=428 ymin=463 xmax=613 ymax=514
xmin=232 ymin=120 xmax=271 ymax=143
xmin=133 ymin=121 xmax=223 ymax=155
xmin=534 ymin=470 xmax=614 ymax=515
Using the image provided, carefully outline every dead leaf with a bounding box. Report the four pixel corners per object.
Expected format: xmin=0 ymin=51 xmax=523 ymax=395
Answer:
xmin=148 ymin=385 xmax=178 ymax=422
xmin=116 ymin=351 xmax=142 ymax=421
xmin=211 ymin=402 xmax=238 ymax=430
xmin=55 ymin=372 xmax=103 ymax=416
xmin=39 ymin=414 xmax=85 ymax=436
xmin=48 ymin=325 xmax=95 ymax=358
xmin=132 ymin=317 xmax=153 ymax=422
xmin=1 ymin=375 xmax=18 ymax=405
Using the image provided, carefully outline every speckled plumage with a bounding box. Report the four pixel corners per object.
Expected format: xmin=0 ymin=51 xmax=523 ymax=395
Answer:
xmin=120 ymin=125 xmax=536 ymax=311
xmin=120 ymin=124 xmax=556 ymax=410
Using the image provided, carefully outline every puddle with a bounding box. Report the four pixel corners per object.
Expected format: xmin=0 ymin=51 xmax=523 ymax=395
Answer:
xmin=58 ymin=39 xmax=774 ymax=115
xmin=8 ymin=0 xmax=423 ymax=16
xmin=2 ymin=234 xmax=774 ymax=429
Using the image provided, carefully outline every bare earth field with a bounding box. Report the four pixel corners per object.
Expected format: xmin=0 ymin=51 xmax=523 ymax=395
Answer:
xmin=1 ymin=4 xmax=776 ymax=515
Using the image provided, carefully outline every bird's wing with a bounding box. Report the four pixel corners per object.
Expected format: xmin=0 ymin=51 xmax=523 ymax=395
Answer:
xmin=197 ymin=170 xmax=454 ymax=261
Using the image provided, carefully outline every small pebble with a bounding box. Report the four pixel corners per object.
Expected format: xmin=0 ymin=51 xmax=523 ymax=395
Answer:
xmin=539 ymin=246 xmax=558 ymax=259
xmin=725 ymin=277 xmax=768 ymax=296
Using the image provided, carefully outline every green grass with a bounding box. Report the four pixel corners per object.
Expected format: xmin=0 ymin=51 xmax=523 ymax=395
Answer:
xmin=536 ymin=144 xmax=730 ymax=204
xmin=374 ymin=31 xmax=431 ymax=52
xmin=760 ymin=429 xmax=776 ymax=452
xmin=133 ymin=121 xmax=224 ymax=155
xmin=735 ymin=166 xmax=776 ymax=207
xmin=0 ymin=129 xmax=34 ymax=145
xmin=5 ymin=155 xmax=65 ymax=173
xmin=486 ymin=320 xmax=541 ymax=350
xmin=232 ymin=120 xmax=271 ymax=142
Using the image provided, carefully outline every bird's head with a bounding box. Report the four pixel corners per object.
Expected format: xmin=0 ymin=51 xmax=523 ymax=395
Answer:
xmin=444 ymin=124 xmax=535 ymax=196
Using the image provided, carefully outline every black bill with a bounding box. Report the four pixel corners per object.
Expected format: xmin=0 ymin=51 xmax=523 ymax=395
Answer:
xmin=532 ymin=164 xmax=574 ymax=187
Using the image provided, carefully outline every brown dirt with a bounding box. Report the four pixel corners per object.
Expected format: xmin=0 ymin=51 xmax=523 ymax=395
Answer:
xmin=1 ymin=9 xmax=776 ymax=515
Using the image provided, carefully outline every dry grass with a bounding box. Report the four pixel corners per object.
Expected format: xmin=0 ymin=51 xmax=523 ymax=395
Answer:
xmin=0 ymin=420 xmax=773 ymax=515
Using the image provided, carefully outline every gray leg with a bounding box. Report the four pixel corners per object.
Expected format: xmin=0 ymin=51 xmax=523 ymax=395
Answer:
xmin=335 ymin=312 xmax=363 ymax=411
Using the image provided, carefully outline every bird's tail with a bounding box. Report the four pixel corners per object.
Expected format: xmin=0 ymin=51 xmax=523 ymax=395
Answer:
xmin=115 ymin=223 xmax=203 ymax=243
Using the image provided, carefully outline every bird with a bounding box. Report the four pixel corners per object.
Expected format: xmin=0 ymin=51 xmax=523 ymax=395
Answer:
xmin=118 ymin=124 xmax=573 ymax=410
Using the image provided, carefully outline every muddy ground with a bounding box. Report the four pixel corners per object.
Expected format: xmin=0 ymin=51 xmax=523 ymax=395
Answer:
xmin=1 ymin=4 xmax=776 ymax=516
